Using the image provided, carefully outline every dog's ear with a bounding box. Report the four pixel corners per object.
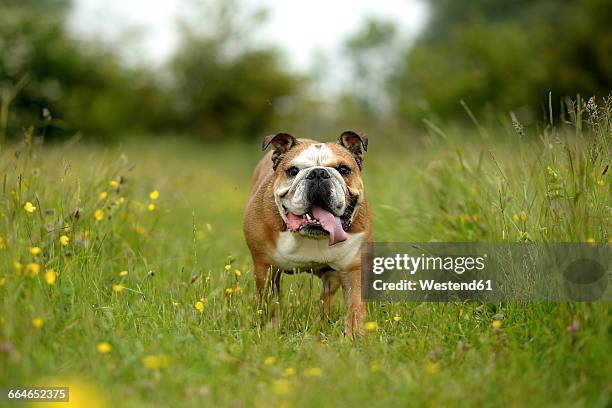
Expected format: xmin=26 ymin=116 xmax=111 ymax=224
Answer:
xmin=262 ymin=133 xmax=299 ymax=170
xmin=337 ymin=130 xmax=368 ymax=169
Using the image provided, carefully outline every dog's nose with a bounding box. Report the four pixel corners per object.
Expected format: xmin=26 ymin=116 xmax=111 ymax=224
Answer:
xmin=306 ymin=168 xmax=331 ymax=180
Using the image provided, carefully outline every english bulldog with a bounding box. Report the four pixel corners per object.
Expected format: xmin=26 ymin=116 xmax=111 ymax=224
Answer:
xmin=243 ymin=131 xmax=371 ymax=337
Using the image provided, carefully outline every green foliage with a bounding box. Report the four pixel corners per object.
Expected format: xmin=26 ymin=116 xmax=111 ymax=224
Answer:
xmin=0 ymin=97 xmax=610 ymax=407
xmin=0 ymin=0 xmax=301 ymax=141
xmin=391 ymin=0 xmax=612 ymax=123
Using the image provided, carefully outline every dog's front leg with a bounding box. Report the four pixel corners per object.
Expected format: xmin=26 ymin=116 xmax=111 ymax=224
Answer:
xmin=340 ymin=263 xmax=366 ymax=338
xmin=319 ymin=270 xmax=341 ymax=321
xmin=254 ymin=260 xmax=282 ymax=323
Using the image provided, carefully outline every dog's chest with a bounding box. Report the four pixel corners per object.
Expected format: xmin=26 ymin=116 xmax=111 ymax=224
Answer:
xmin=272 ymin=232 xmax=364 ymax=272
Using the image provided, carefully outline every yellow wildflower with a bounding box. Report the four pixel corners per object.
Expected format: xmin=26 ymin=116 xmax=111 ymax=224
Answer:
xmin=149 ymin=190 xmax=159 ymax=200
xmin=142 ymin=354 xmax=171 ymax=370
xmin=195 ymin=301 xmax=205 ymax=313
xmin=29 ymin=246 xmax=41 ymax=255
xmin=365 ymin=321 xmax=378 ymax=332
xmin=586 ymin=237 xmax=596 ymax=243
xmin=491 ymin=320 xmax=502 ymax=329
xmin=23 ymin=202 xmax=36 ymax=213
xmin=596 ymin=179 xmax=604 ymax=186
xmin=13 ymin=260 xmax=22 ymax=274
xmin=284 ymin=367 xmax=296 ymax=376
xmin=109 ymin=180 xmax=119 ymax=188
xmin=371 ymin=363 xmax=381 ymax=373
xmin=257 ymin=309 xmax=264 ymax=316
xmin=272 ymin=379 xmax=293 ymax=396
xmin=117 ymin=197 xmax=125 ymax=204
xmin=119 ymin=270 xmax=128 ymax=277
xmin=225 ymin=287 xmax=234 ymax=295
xmin=59 ymin=235 xmax=70 ymax=246
xmin=96 ymin=342 xmax=112 ymax=354
xmin=393 ymin=314 xmax=401 ymax=322
xmin=45 ymin=269 xmax=56 ymax=285
xmin=26 ymin=262 xmax=41 ymax=277
xmin=0 ymin=277 xmax=6 ymax=286
xmin=264 ymin=356 xmax=277 ymax=365
xmin=32 ymin=317 xmax=44 ymax=329
xmin=224 ymin=264 xmax=231 ymax=271
xmin=234 ymin=269 xmax=242 ymax=277
xmin=425 ymin=362 xmax=440 ymax=374
xmin=147 ymin=203 xmax=156 ymax=212
xmin=112 ymin=283 xmax=125 ymax=293
xmin=512 ymin=213 xmax=519 ymax=222
xmin=99 ymin=191 xmax=108 ymax=200
xmin=93 ymin=209 xmax=104 ymax=221
xmin=304 ymin=367 xmax=322 ymax=378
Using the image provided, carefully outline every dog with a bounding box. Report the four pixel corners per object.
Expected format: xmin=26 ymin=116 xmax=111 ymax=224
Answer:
xmin=243 ymin=131 xmax=371 ymax=337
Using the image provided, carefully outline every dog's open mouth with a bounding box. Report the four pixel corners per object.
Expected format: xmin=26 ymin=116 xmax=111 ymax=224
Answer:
xmin=285 ymin=204 xmax=348 ymax=245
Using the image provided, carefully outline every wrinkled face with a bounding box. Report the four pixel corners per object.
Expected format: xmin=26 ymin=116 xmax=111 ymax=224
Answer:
xmin=272 ymin=141 xmax=364 ymax=244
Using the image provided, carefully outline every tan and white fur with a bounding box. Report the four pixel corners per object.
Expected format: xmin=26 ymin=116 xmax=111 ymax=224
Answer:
xmin=243 ymin=131 xmax=371 ymax=337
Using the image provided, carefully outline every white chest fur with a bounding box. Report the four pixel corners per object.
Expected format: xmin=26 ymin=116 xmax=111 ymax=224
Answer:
xmin=273 ymin=231 xmax=364 ymax=272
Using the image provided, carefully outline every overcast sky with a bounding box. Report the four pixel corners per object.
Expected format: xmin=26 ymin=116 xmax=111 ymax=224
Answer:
xmin=70 ymin=0 xmax=428 ymax=73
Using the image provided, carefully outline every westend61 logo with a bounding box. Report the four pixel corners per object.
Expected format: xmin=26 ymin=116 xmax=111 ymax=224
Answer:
xmin=361 ymin=243 xmax=610 ymax=302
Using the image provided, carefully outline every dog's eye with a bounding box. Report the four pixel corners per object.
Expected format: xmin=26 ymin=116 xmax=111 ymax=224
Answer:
xmin=286 ymin=166 xmax=299 ymax=178
xmin=337 ymin=165 xmax=351 ymax=176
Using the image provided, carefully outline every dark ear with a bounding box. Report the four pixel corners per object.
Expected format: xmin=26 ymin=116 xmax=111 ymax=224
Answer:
xmin=337 ymin=130 xmax=368 ymax=168
xmin=262 ymin=133 xmax=299 ymax=170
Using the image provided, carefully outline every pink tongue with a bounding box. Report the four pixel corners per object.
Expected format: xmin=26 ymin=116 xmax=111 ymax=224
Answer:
xmin=286 ymin=212 xmax=306 ymax=231
xmin=312 ymin=205 xmax=348 ymax=245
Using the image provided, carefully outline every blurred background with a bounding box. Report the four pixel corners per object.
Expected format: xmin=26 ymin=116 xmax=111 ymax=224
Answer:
xmin=1 ymin=0 xmax=611 ymax=142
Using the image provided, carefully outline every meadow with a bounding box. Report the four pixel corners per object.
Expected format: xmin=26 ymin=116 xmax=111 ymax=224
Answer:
xmin=0 ymin=97 xmax=610 ymax=407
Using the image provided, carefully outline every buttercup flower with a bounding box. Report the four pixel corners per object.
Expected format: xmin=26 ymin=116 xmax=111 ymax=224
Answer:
xmin=234 ymin=269 xmax=241 ymax=277
xmin=45 ymin=269 xmax=56 ymax=285
xmin=109 ymin=180 xmax=119 ymax=188
xmin=99 ymin=191 xmax=108 ymax=200
xmin=96 ymin=342 xmax=112 ymax=354
xmin=365 ymin=321 xmax=378 ymax=332
xmin=371 ymin=363 xmax=381 ymax=373
xmin=29 ymin=246 xmax=41 ymax=255
xmin=0 ymin=277 xmax=6 ymax=287
xmin=272 ymin=379 xmax=293 ymax=396
xmin=224 ymin=264 xmax=231 ymax=271
xmin=393 ymin=314 xmax=401 ymax=322
xmin=425 ymin=362 xmax=440 ymax=374
xmin=264 ymin=356 xmax=277 ymax=365
xmin=304 ymin=367 xmax=322 ymax=378
xmin=195 ymin=301 xmax=205 ymax=313
xmin=284 ymin=367 xmax=296 ymax=376
xmin=119 ymin=270 xmax=128 ymax=277
xmin=23 ymin=202 xmax=37 ymax=213
xmin=491 ymin=320 xmax=502 ymax=329
xmin=112 ymin=283 xmax=125 ymax=293
xmin=149 ymin=190 xmax=159 ymax=200
xmin=142 ymin=354 xmax=171 ymax=370
xmin=26 ymin=263 xmax=41 ymax=277
xmin=32 ymin=317 xmax=44 ymax=329
xmin=586 ymin=237 xmax=596 ymax=243
xmin=59 ymin=235 xmax=70 ymax=246
xmin=147 ymin=203 xmax=156 ymax=212
xmin=94 ymin=209 xmax=104 ymax=221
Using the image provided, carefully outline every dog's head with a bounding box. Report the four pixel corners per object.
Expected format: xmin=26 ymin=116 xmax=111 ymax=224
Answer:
xmin=262 ymin=131 xmax=368 ymax=245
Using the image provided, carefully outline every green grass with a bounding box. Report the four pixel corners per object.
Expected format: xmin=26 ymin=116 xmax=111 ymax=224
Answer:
xmin=0 ymin=98 xmax=610 ymax=407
